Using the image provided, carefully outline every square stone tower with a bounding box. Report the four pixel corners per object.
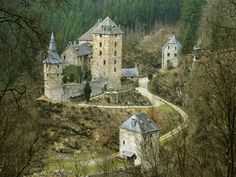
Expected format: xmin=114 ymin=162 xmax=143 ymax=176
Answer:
xmin=162 ymin=35 xmax=181 ymax=69
xmin=91 ymin=17 xmax=123 ymax=90
xmin=119 ymin=113 xmax=160 ymax=170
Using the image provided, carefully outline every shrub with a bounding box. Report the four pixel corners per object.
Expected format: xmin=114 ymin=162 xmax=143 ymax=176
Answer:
xmin=69 ymin=73 xmax=75 ymax=82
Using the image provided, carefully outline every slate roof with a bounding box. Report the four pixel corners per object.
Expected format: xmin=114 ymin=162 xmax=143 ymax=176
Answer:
xmin=72 ymin=42 xmax=92 ymax=57
xmin=163 ymin=35 xmax=181 ymax=49
xmin=79 ymin=17 xmax=123 ymax=41
xmin=121 ymin=68 xmax=139 ymax=78
xmin=92 ymin=17 xmax=123 ymax=35
xmin=79 ymin=22 xmax=99 ymax=41
xmin=120 ymin=113 xmax=160 ymax=134
xmin=122 ymin=151 xmax=135 ymax=158
xmin=43 ymin=33 xmax=62 ymax=64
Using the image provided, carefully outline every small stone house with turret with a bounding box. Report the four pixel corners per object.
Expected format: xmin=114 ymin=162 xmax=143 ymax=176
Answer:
xmin=43 ymin=17 xmax=138 ymax=102
xmin=162 ymin=35 xmax=181 ymax=69
xmin=119 ymin=113 xmax=160 ymax=170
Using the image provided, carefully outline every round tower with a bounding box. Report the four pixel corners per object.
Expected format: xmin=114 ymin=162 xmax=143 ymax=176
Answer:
xmin=43 ymin=33 xmax=63 ymax=101
xmin=91 ymin=17 xmax=123 ymax=90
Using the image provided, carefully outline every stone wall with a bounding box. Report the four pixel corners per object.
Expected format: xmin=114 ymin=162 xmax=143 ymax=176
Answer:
xmin=61 ymin=79 xmax=107 ymax=102
xmin=61 ymin=47 xmax=77 ymax=67
xmin=92 ymin=34 xmax=122 ymax=90
xmin=119 ymin=128 xmax=143 ymax=166
xmin=119 ymin=129 xmax=160 ymax=169
xmin=44 ymin=64 xmax=63 ymax=101
xmin=162 ymin=43 xmax=180 ymax=69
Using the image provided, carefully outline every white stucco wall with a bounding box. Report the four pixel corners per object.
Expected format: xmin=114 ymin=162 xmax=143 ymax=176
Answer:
xmin=162 ymin=43 xmax=180 ymax=69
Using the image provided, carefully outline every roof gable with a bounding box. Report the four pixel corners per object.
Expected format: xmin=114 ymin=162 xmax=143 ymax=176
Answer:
xmin=120 ymin=113 xmax=159 ymax=134
xmin=163 ymin=35 xmax=181 ymax=49
xmin=92 ymin=17 xmax=123 ymax=35
xmin=79 ymin=22 xmax=99 ymax=41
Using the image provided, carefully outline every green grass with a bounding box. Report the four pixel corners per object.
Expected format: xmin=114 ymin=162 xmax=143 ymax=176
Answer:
xmin=43 ymin=156 xmax=126 ymax=176
xmin=158 ymin=104 xmax=177 ymax=114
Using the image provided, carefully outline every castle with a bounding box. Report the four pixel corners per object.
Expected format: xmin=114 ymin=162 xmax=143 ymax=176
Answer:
xmin=43 ymin=17 xmax=137 ymax=102
xmin=162 ymin=35 xmax=181 ymax=69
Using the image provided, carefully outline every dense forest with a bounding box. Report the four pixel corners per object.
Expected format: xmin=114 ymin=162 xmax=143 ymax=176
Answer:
xmin=0 ymin=0 xmax=235 ymax=177
xmin=43 ymin=0 xmax=184 ymax=50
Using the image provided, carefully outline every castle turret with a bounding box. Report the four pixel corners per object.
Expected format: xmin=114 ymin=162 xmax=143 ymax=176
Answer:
xmin=91 ymin=17 xmax=123 ymax=90
xmin=43 ymin=33 xmax=63 ymax=101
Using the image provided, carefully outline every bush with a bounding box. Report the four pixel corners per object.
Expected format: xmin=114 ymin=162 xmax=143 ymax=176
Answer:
xmin=69 ymin=73 xmax=75 ymax=82
xmin=62 ymin=76 xmax=67 ymax=83
xmin=148 ymin=73 xmax=153 ymax=80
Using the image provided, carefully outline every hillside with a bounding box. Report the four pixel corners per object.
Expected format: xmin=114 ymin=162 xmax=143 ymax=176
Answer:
xmin=35 ymin=100 xmax=180 ymax=172
xmin=123 ymin=25 xmax=180 ymax=75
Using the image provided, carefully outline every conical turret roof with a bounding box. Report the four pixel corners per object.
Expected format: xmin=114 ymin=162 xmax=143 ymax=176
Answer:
xmin=43 ymin=33 xmax=62 ymax=64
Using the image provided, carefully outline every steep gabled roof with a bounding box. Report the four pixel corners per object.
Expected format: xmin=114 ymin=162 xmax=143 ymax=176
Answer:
xmin=43 ymin=33 xmax=62 ymax=64
xmin=121 ymin=68 xmax=139 ymax=78
xmin=120 ymin=113 xmax=160 ymax=134
xmin=92 ymin=17 xmax=123 ymax=35
xmin=79 ymin=22 xmax=99 ymax=41
xmin=162 ymin=35 xmax=181 ymax=49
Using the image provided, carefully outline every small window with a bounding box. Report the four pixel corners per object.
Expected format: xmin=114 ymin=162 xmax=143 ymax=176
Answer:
xmin=123 ymin=141 xmax=125 ymax=145
xmin=115 ymin=42 xmax=117 ymax=47
xmin=57 ymin=65 xmax=59 ymax=68
xmin=89 ymin=59 xmax=90 ymax=62
xmin=47 ymin=74 xmax=49 ymax=77
xmin=64 ymin=56 xmax=66 ymax=60
xmin=168 ymin=46 xmax=170 ymax=49
xmin=114 ymin=51 xmax=117 ymax=56
xmin=167 ymin=53 xmax=170 ymax=57
xmin=46 ymin=64 xmax=48 ymax=68
xmin=114 ymin=60 xmax=116 ymax=64
xmin=57 ymin=74 xmax=59 ymax=77
xmin=114 ymin=67 xmax=116 ymax=72
xmin=99 ymin=34 xmax=102 ymax=38
xmin=100 ymin=42 xmax=102 ymax=47
xmin=100 ymin=51 xmax=102 ymax=56
xmin=115 ymin=34 xmax=117 ymax=37
xmin=174 ymin=53 xmax=177 ymax=57
xmin=103 ymin=60 xmax=106 ymax=65
xmin=175 ymin=47 xmax=177 ymax=50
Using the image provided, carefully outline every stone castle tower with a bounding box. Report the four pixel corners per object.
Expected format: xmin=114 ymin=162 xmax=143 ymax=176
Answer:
xmin=91 ymin=17 xmax=123 ymax=90
xmin=43 ymin=33 xmax=63 ymax=101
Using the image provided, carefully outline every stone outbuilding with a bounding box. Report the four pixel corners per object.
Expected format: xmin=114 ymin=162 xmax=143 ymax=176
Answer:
xmin=162 ymin=35 xmax=181 ymax=69
xmin=119 ymin=113 xmax=160 ymax=169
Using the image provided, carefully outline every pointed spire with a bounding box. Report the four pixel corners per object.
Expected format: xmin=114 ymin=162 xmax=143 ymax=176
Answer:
xmin=48 ymin=32 xmax=57 ymax=52
xmin=43 ymin=32 xmax=62 ymax=64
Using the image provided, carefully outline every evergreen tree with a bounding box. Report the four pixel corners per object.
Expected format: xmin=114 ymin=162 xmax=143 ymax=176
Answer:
xmin=83 ymin=81 xmax=92 ymax=102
